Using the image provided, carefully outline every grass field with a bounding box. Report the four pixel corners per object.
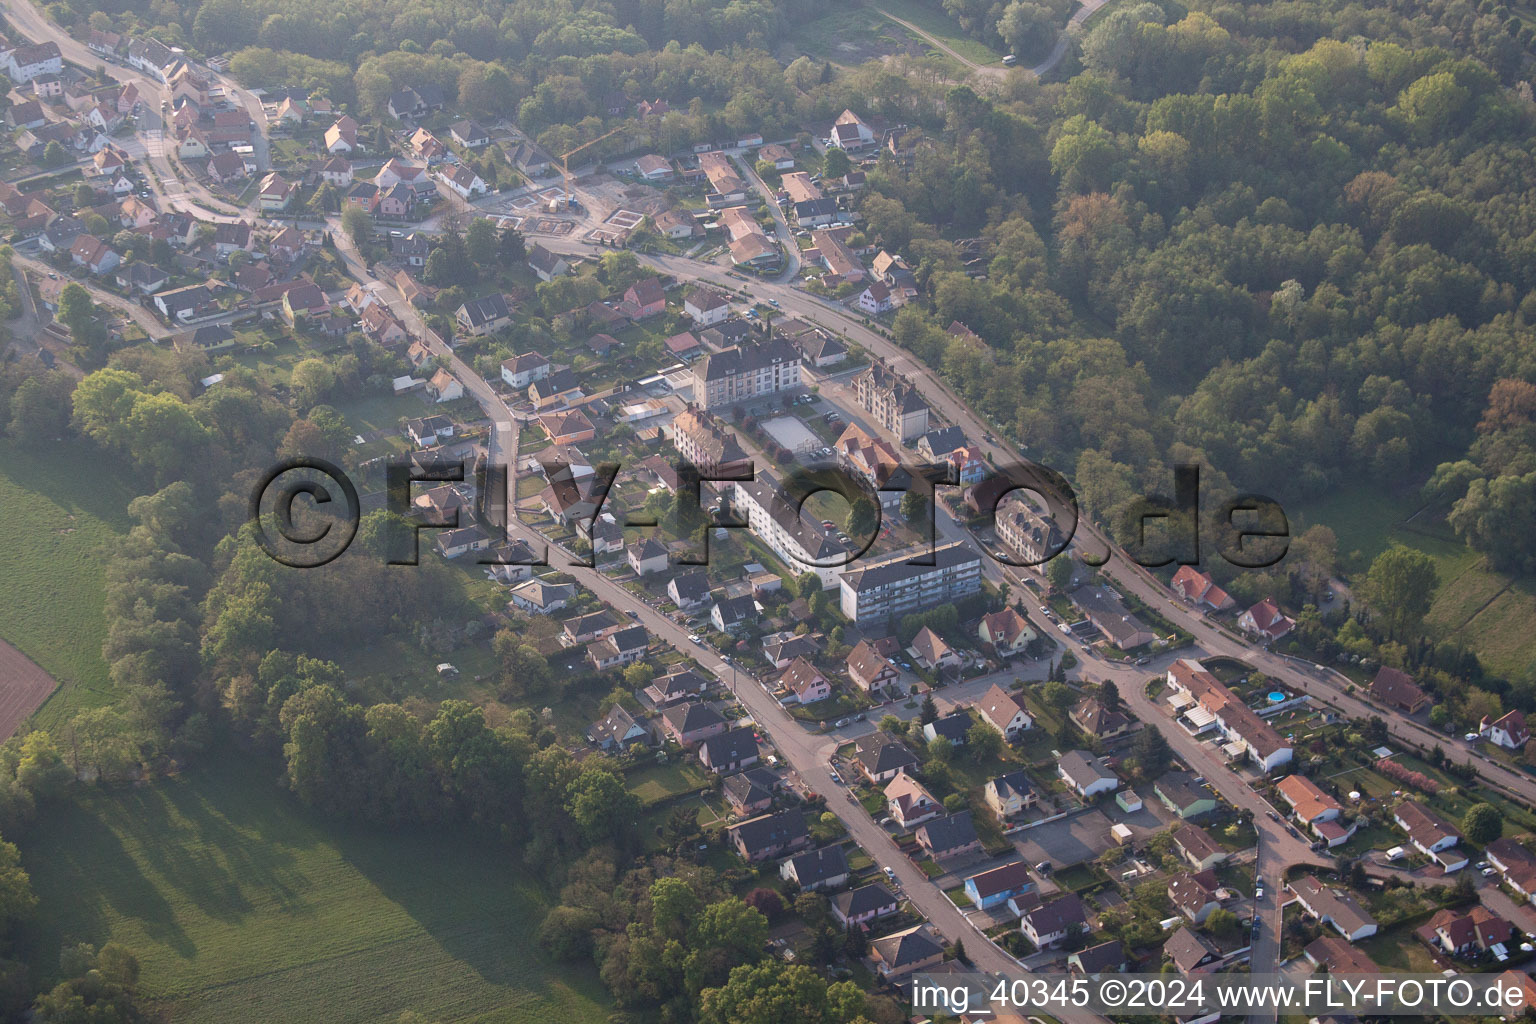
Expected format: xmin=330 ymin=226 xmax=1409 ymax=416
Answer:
xmin=1292 ymin=482 xmax=1536 ymax=679
xmin=876 ymin=0 xmax=1004 ymax=64
xmin=0 ymin=440 xmax=138 ymax=727
xmin=23 ymin=758 xmax=611 ymax=1024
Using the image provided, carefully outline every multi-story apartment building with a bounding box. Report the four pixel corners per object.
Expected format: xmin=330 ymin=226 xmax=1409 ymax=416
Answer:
xmin=732 ymin=473 xmax=851 ymax=589
xmin=693 ymin=338 xmax=801 ymax=410
xmin=855 ymin=359 xmax=930 ymax=441
xmin=837 ymin=541 xmax=982 ymax=624
xmin=669 ymin=405 xmax=750 ymax=473
xmin=997 ymin=497 xmax=1067 ymax=566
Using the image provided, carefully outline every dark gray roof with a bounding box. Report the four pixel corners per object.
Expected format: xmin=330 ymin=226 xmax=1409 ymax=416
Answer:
xmin=784 ymin=845 xmax=848 ymax=886
xmin=662 ymin=700 xmax=724 ymax=734
xmin=701 ymin=726 xmax=758 ymax=766
xmin=917 ymin=810 xmax=977 ymax=853
xmin=728 ymin=808 xmax=806 ymax=855
xmin=854 ymin=734 xmax=918 ymax=775
xmin=833 ymin=882 xmax=897 ymax=919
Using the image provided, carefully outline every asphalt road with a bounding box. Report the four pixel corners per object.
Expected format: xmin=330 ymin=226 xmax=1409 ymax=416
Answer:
xmin=6 ymin=0 xmax=262 ymax=221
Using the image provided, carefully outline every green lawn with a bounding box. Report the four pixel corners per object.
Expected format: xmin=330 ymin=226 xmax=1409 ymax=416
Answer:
xmin=1292 ymin=481 xmax=1536 ymax=680
xmin=876 ymin=0 xmax=1003 ymax=64
xmin=0 ymin=440 xmax=139 ymax=726
xmin=626 ymin=760 xmax=710 ymax=807
xmin=23 ymin=758 xmax=611 ymax=1024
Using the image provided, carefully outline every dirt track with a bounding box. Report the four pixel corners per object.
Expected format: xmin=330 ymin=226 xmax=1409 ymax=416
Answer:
xmin=0 ymin=641 xmax=59 ymax=739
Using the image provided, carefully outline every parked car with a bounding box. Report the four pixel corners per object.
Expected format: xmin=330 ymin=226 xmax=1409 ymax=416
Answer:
xmin=688 ymin=633 xmax=701 ymax=643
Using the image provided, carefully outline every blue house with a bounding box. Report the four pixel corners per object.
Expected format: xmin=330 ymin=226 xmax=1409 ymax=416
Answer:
xmin=962 ymin=860 xmax=1035 ymax=911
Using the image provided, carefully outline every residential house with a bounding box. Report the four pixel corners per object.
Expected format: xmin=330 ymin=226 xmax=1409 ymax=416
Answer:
xmin=1483 ymin=709 xmax=1530 ymax=749
xmin=722 ymin=769 xmax=777 ymax=817
xmin=885 ymin=774 xmax=941 ymax=830
xmin=826 ymin=108 xmax=875 ymax=151
xmin=360 ymin=304 xmax=409 ymax=347
xmin=1059 ymin=751 xmax=1118 ymax=799
xmin=846 ymin=640 xmax=900 ymax=696
xmin=1021 ymin=895 xmax=1086 ymax=949
xmin=1239 ymin=598 xmax=1296 ymax=641
xmin=282 ymin=282 xmax=330 ymax=325
xmin=114 ymin=262 xmax=168 ymax=295
xmin=916 ymin=811 xmax=981 ymax=860
xmin=857 ymin=281 xmax=893 ymax=315
xmin=435 ymin=524 xmax=491 ymax=559
xmin=587 ymin=705 xmax=649 ymax=751
xmin=1165 ymin=927 xmax=1222 ymax=974
xmin=854 ymin=358 xmax=929 ymax=441
xmin=323 ymin=117 xmax=356 ymax=154
xmin=627 ymin=537 xmax=669 ymax=576
xmin=651 ymin=208 xmax=700 ymax=241
xmin=621 ymin=277 xmax=666 ymax=319
xmin=1170 ymin=566 xmax=1235 ymax=611
xmin=684 ymin=286 xmax=731 ymax=326
xmin=1487 ymin=839 xmax=1536 ymax=900
xmin=456 ymin=293 xmax=512 ymax=336
xmin=1070 ymin=697 xmax=1135 ymax=740
xmin=505 ymin=140 xmax=554 ymax=177
xmin=1394 ymin=800 xmax=1466 ymax=870
xmin=1072 ymin=584 xmax=1157 ymax=650
xmin=69 ymin=235 xmax=119 ymax=275
xmin=438 ymin=163 xmax=487 ymax=199
xmin=759 ymin=143 xmax=795 ymax=170
xmin=508 ymin=578 xmax=574 ymax=614
xmin=852 ymin=733 xmax=918 ymax=783
xmin=964 ymin=861 xmax=1035 ymax=912
xmin=371 ymin=183 xmax=415 ymax=218
xmin=564 ymin=610 xmax=620 ymax=645
xmin=1304 ymin=937 xmax=1381 ymax=974
xmin=977 ymin=683 xmax=1034 ymax=742
xmin=644 ymin=668 xmax=708 ymax=710
xmin=1165 ymin=658 xmax=1293 ymax=772
xmin=1069 ymin=940 xmax=1126 ymax=976
xmin=634 ymin=153 xmax=672 ymax=181
xmin=779 ymin=845 xmax=849 ymax=892
xmin=269 ymin=226 xmax=308 ymax=261
xmin=778 ymin=657 xmax=831 ymax=706
xmin=1419 ymin=906 xmax=1514 ymax=958
xmin=257 ymin=172 xmax=295 ymax=211
xmin=1154 ymin=771 xmax=1218 ymax=819
xmin=922 ymin=710 xmax=973 ymax=748
xmin=832 ymin=884 xmax=899 ymax=930
xmin=700 ymin=726 xmax=760 ymax=774
xmin=710 ymin=595 xmax=757 ymax=635
xmin=500 ymin=352 xmax=551 ymax=389
xmin=985 ymin=770 xmax=1039 ymax=821
xmin=1369 ymin=666 xmax=1431 ymax=715
xmin=529 ymin=369 xmax=583 ymax=409
xmin=318 ymin=156 xmax=352 ymax=187
xmin=1276 ymin=774 xmax=1350 ymax=846
xmin=1171 ymin=823 xmax=1228 ymax=872
xmin=587 ymin=626 xmax=649 ymax=671
xmin=1168 ymin=871 xmax=1220 ymax=923
xmin=1288 ymin=876 xmax=1379 ymax=942
xmin=207 ymin=151 xmax=249 ymax=185
xmin=763 ymin=633 xmax=819 ymax=671
xmin=909 ymin=627 xmax=962 ymax=674
xmin=527 ymin=243 xmax=569 ymax=282
xmin=979 ymin=608 xmax=1035 ymax=658
xmin=727 ymin=809 xmax=808 ymax=862
xmin=450 ymin=120 xmax=489 ymax=148
xmin=870 ymin=926 xmax=944 ymax=977
xmin=666 ymin=570 xmax=711 ymax=613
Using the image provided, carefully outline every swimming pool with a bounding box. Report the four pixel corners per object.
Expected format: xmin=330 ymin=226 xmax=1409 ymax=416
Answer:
xmin=1267 ymin=691 xmax=1286 ymax=703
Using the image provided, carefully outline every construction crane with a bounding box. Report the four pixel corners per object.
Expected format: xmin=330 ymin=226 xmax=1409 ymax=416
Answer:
xmin=552 ymin=124 xmax=629 ymax=211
